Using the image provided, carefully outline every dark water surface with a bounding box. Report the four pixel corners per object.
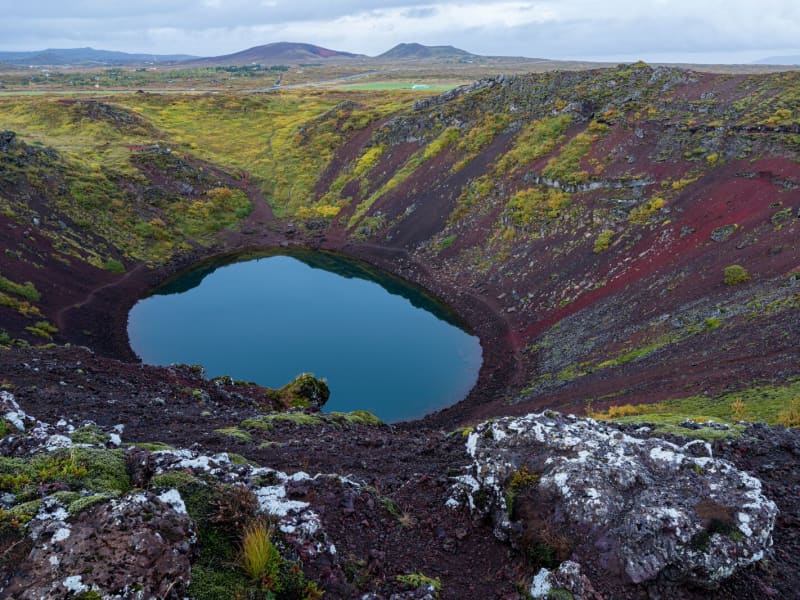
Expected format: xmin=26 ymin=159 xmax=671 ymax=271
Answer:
xmin=127 ymin=251 xmax=482 ymax=422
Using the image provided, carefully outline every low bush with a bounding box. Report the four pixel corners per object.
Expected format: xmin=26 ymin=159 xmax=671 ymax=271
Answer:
xmin=723 ymin=264 xmax=750 ymax=285
xmin=593 ymin=229 xmax=615 ymax=253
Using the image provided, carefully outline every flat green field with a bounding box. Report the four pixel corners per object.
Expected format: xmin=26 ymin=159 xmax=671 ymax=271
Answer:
xmin=335 ymin=81 xmax=462 ymax=92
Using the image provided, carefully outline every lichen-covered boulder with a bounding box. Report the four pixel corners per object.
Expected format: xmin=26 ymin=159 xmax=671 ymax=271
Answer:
xmin=529 ymin=561 xmax=598 ymax=599
xmin=451 ymin=412 xmax=777 ymax=588
xmin=149 ymin=448 xmax=352 ymax=560
xmin=3 ymin=491 xmax=195 ymax=599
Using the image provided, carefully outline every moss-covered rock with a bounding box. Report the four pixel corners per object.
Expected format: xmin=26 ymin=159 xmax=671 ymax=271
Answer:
xmin=67 ymin=492 xmax=120 ymax=517
xmin=70 ymin=448 xmax=130 ymax=494
xmin=275 ymin=373 xmax=330 ymax=410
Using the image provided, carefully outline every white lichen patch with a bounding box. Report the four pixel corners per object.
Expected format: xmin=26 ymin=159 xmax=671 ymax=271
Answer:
xmin=51 ymin=527 xmax=71 ymax=543
xmin=158 ymin=489 xmax=187 ymax=515
xmin=738 ymin=512 xmax=753 ymax=537
xmin=254 ymin=485 xmax=309 ymax=517
xmin=5 ymin=411 xmax=26 ymax=431
xmin=452 ymin=411 xmax=778 ymax=587
xmin=465 ymin=431 xmax=479 ymax=457
xmin=649 ymin=446 xmax=682 ymax=466
xmin=62 ymin=575 xmax=87 ymax=594
xmin=529 ymin=568 xmax=552 ymax=598
xmin=45 ymin=434 xmax=73 ymax=450
xmin=35 ymin=500 xmax=68 ymax=523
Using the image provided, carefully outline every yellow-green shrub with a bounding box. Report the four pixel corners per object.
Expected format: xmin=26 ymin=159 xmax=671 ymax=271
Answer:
xmin=723 ymin=264 xmax=750 ymax=286
xmin=593 ymin=230 xmax=615 ymax=253
xmin=507 ymin=187 xmax=571 ymax=227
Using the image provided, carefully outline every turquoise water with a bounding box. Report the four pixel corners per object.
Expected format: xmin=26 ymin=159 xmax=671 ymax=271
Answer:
xmin=127 ymin=251 xmax=482 ymax=422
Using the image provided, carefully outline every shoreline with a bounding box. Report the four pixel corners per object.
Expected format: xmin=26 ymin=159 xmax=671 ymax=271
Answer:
xmin=55 ymin=226 xmax=522 ymax=429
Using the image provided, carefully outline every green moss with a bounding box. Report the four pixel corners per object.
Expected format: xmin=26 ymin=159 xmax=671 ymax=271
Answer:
xmin=0 ymin=419 xmax=17 ymax=438
xmin=188 ymin=564 xmax=253 ymax=600
xmin=275 ymin=373 xmax=330 ymax=409
xmin=102 ymin=258 xmax=126 ymax=273
xmin=526 ymin=541 xmax=560 ymax=570
xmin=437 ymin=234 xmax=457 ymax=251
xmin=0 ymin=274 xmax=41 ymax=302
xmin=214 ymin=427 xmax=253 ymax=443
xmin=150 ymin=471 xmax=200 ymax=491
xmin=70 ymin=424 xmax=109 ymax=446
xmin=51 ymin=490 xmax=82 ymax=505
xmin=352 ymin=145 xmax=385 ymax=178
xmin=172 ymin=187 xmax=252 ymax=237
xmin=548 ymin=590 xmax=575 ymax=600
xmin=396 ymin=573 xmax=441 ymax=597
xmin=0 ymin=456 xmax=36 ymax=492
xmin=329 ymin=410 xmax=383 ymax=426
xmin=126 ymin=442 xmax=176 ymax=452
xmin=0 ymin=450 xmax=100 ymax=495
xmin=70 ymin=448 xmax=130 ymax=493
xmin=226 ymin=453 xmax=255 ymax=466
xmin=243 ymin=410 xmax=383 ymax=431
xmin=596 ymin=341 xmax=667 ymax=370
xmin=68 ymin=492 xmax=119 ymax=516
xmin=593 ymin=380 xmax=800 ymax=437
xmin=690 ymin=517 xmax=743 ymax=551
xmin=25 ymin=320 xmax=58 ymax=339
xmin=242 ymin=412 xmax=322 ymax=430
xmin=8 ymin=499 xmax=43 ymax=523
xmin=0 ymin=292 xmax=42 ymax=319
xmin=423 ymin=126 xmax=460 ymax=160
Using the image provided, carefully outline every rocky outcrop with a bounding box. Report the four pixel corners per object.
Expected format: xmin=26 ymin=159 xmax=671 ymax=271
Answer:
xmin=451 ymin=412 xmax=777 ymax=589
xmin=3 ymin=492 xmax=195 ymax=599
xmin=0 ymin=390 xmax=348 ymax=598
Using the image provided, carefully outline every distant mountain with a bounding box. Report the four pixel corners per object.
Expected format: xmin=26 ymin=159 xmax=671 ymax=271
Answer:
xmin=378 ymin=43 xmax=474 ymax=60
xmin=189 ymin=42 xmax=363 ymax=66
xmin=0 ymin=47 xmax=195 ymax=67
xmin=755 ymin=55 xmax=800 ymax=66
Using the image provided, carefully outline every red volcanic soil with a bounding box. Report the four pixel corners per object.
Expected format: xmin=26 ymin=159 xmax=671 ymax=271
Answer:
xmin=520 ymin=158 xmax=800 ymax=340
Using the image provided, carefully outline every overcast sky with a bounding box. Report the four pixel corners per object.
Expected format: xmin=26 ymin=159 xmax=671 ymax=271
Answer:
xmin=1 ymin=0 xmax=799 ymax=63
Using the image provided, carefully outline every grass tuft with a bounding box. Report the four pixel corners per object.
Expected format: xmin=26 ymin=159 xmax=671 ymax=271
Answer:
xmin=239 ymin=519 xmax=281 ymax=584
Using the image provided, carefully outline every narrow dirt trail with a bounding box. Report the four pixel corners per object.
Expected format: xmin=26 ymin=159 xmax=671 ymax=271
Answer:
xmin=54 ymin=263 xmax=148 ymax=332
xmin=241 ymin=180 xmax=275 ymax=227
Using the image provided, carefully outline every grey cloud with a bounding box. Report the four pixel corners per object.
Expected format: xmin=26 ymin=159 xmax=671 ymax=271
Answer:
xmin=1 ymin=0 xmax=799 ymax=62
